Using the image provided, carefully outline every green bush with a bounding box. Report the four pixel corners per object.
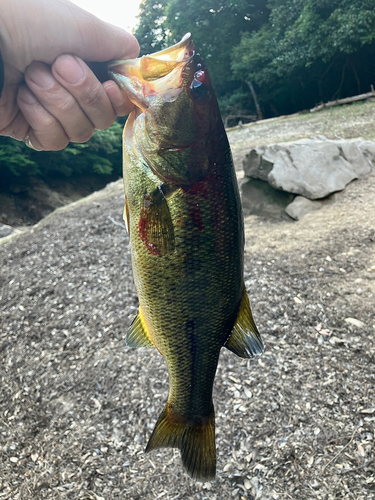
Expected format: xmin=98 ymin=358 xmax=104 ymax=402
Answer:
xmin=0 ymin=121 xmax=124 ymax=189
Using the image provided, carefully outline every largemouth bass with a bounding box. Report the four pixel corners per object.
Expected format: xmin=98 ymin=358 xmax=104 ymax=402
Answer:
xmin=109 ymin=34 xmax=264 ymax=480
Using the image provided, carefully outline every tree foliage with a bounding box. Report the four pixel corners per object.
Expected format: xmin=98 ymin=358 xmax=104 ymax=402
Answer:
xmin=135 ymin=0 xmax=269 ymax=97
xmin=135 ymin=0 xmax=169 ymax=55
xmin=232 ymin=0 xmax=375 ymax=114
xmin=0 ymin=121 xmax=123 ymax=190
xmin=136 ymin=0 xmax=375 ymax=118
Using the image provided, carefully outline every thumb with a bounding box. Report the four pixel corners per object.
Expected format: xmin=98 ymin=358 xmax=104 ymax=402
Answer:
xmin=1 ymin=0 xmax=139 ymax=69
xmin=69 ymin=11 xmax=140 ymax=62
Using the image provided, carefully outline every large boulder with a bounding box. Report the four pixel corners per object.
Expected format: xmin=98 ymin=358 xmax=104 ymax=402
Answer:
xmin=243 ymin=136 xmax=374 ymax=200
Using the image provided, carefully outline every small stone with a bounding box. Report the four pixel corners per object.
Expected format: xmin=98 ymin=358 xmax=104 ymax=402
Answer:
xmin=294 ymin=297 xmax=302 ymax=304
xmin=244 ymin=479 xmax=251 ymax=490
xmin=330 ymin=336 xmax=348 ymax=344
xmin=345 ymin=318 xmax=365 ymax=328
xmin=31 ymin=453 xmax=38 ymax=462
xmin=0 ymin=225 xmax=14 ymax=238
xmin=244 ymin=387 xmax=252 ymax=398
xmin=9 ymin=457 xmax=18 ymax=463
xmin=359 ymin=408 xmax=375 ymax=414
xmin=358 ymin=444 xmax=366 ymax=457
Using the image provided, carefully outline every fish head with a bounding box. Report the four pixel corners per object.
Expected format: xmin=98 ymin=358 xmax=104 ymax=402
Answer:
xmin=109 ymin=34 xmax=223 ymax=187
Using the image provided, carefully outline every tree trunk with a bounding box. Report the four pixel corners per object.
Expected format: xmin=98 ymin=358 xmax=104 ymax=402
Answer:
xmin=332 ymin=58 xmax=348 ymax=100
xmin=349 ymin=57 xmax=361 ymax=94
xmin=245 ymin=80 xmax=263 ymax=120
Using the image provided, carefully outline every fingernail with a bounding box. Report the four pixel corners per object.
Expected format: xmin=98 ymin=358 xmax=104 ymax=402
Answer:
xmin=29 ymin=67 xmax=55 ymax=89
xmin=54 ymin=55 xmax=85 ymax=85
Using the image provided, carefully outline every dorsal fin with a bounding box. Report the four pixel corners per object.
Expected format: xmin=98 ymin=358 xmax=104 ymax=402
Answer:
xmin=126 ymin=309 xmax=155 ymax=348
xmin=224 ymin=289 xmax=264 ymax=358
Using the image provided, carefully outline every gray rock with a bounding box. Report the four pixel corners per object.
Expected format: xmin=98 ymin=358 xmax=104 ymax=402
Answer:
xmin=241 ymin=178 xmax=294 ymax=220
xmin=243 ymin=136 xmax=373 ymax=200
xmin=285 ymin=195 xmax=335 ymax=221
xmin=0 ymin=224 xmax=14 ymax=238
xmin=356 ymin=140 xmax=375 ymax=167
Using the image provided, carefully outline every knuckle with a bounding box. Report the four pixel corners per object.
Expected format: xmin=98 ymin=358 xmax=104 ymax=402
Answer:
xmin=80 ymin=84 xmax=103 ymax=108
xmin=59 ymin=95 xmax=78 ymax=114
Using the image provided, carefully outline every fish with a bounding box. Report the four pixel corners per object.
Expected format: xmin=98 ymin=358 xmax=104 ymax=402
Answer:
xmin=109 ymin=33 xmax=264 ymax=480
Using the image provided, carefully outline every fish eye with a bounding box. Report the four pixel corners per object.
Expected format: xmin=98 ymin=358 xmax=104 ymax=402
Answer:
xmin=190 ymin=77 xmax=210 ymax=100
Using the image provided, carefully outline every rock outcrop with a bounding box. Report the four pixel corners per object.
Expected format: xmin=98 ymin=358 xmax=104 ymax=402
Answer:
xmin=242 ymin=136 xmax=375 ymax=219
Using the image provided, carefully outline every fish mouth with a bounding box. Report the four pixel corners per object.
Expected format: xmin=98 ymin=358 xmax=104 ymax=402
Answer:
xmin=108 ymin=34 xmax=197 ymax=107
xmin=108 ymin=32 xmax=195 ymax=77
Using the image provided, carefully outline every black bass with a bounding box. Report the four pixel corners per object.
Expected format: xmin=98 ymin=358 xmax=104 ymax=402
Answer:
xmin=109 ymin=33 xmax=263 ymax=480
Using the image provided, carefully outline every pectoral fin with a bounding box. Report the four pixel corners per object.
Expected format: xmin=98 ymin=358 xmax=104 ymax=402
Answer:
xmin=126 ymin=309 xmax=155 ymax=348
xmin=138 ymin=185 xmax=175 ymax=256
xmin=224 ymin=290 xmax=264 ymax=358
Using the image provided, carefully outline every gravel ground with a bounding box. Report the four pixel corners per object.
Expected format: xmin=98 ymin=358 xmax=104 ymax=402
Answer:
xmin=1 ymin=119 xmax=375 ymax=499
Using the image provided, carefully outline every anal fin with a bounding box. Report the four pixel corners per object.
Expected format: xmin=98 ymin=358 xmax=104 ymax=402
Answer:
xmin=224 ymin=289 xmax=264 ymax=358
xmin=126 ymin=309 xmax=155 ymax=348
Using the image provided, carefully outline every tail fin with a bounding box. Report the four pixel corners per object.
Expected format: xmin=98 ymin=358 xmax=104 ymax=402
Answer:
xmin=146 ymin=403 xmax=216 ymax=480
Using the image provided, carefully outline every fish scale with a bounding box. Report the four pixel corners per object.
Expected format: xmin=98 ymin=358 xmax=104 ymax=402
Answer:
xmin=109 ymin=33 xmax=264 ymax=480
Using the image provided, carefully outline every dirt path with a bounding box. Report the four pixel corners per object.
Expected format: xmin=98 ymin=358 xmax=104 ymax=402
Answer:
xmin=0 ymin=105 xmax=374 ymax=499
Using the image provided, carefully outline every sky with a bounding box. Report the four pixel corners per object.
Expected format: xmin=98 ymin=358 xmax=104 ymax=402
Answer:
xmin=71 ymin=0 xmax=141 ymax=33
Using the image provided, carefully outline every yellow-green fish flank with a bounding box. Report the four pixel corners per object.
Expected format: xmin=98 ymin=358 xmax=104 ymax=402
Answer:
xmin=109 ymin=33 xmax=264 ymax=480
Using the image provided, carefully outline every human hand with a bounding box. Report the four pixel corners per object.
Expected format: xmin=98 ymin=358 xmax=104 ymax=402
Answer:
xmin=0 ymin=0 xmax=139 ymax=150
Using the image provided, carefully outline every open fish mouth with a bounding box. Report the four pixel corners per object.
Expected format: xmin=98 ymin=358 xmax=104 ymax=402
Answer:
xmin=108 ymin=34 xmax=220 ymax=185
xmin=108 ymin=33 xmax=197 ymax=106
